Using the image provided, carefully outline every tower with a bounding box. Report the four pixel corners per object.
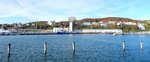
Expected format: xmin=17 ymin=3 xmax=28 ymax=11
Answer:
xmin=68 ymin=17 xmax=76 ymax=32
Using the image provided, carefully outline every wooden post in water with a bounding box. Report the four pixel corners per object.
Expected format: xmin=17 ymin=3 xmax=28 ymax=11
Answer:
xmin=44 ymin=42 xmax=47 ymax=54
xmin=7 ymin=44 xmax=11 ymax=58
xmin=72 ymin=42 xmax=75 ymax=53
xmin=140 ymin=41 xmax=143 ymax=50
xmin=122 ymin=41 xmax=125 ymax=51
xmin=72 ymin=42 xmax=76 ymax=62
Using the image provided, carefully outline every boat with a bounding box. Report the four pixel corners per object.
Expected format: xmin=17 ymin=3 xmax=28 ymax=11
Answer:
xmin=0 ymin=25 xmax=18 ymax=35
xmin=57 ymin=30 xmax=68 ymax=34
xmin=0 ymin=28 xmax=12 ymax=35
xmin=57 ymin=31 xmax=68 ymax=34
xmin=113 ymin=33 xmax=116 ymax=36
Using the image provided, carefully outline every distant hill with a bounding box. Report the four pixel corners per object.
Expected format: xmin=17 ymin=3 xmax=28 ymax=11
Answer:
xmin=57 ymin=17 xmax=148 ymax=27
xmin=80 ymin=17 xmax=146 ymax=23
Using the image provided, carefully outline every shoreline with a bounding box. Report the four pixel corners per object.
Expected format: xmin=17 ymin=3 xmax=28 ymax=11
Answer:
xmin=1 ymin=31 xmax=150 ymax=36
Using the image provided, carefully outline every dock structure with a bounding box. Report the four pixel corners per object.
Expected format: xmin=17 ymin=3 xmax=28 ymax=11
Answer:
xmin=19 ymin=32 xmax=55 ymax=35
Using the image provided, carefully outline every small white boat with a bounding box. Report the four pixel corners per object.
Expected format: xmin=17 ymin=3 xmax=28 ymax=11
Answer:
xmin=0 ymin=27 xmax=11 ymax=35
xmin=113 ymin=33 xmax=116 ymax=36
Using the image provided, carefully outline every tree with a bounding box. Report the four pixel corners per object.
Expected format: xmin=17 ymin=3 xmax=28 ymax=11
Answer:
xmin=145 ymin=21 xmax=150 ymax=30
xmin=107 ymin=24 xmax=116 ymax=29
xmin=92 ymin=24 xmax=101 ymax=29
xmin=130 ymin=25 xmax=138 ymax=32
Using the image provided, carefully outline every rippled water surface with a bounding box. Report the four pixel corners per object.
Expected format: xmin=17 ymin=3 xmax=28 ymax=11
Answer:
xmin=0 ymin=34 xmax=150 ymax=62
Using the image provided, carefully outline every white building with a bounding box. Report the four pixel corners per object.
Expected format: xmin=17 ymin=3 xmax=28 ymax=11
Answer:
xmin=100 ymin=23 xmax=107 ymax=26
xmin=48 ymin=21 xmax=52 ymax=25
xmin=81 ymin=29 xmax=122 ymax=33
xmin=138 ymin=24 xmax=145 ymax=30
xmin=53 ymin=27 xmax=69 ymax=33
xmin=123 ymin=22 xmax=137 ymax=25
xmin=92 ymin=22 xmax=100 ymax=25
xmin=68 ymin=17 xmax=76 ymax=32
xmin=81 ymin=22 xmax=91 ymax=26
xmin=108 ymin=21 xmax=115 ymax=24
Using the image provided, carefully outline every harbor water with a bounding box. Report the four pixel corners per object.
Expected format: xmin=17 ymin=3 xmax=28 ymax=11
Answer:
xmin=0 ymin=34 xmax=150 ymax=62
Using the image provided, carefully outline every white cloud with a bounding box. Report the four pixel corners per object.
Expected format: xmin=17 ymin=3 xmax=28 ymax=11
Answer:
xmin=0 ymin=0 xmax=104 ymax=23
xmin=0 ymin=1 xmax=19 ymax=17
xmin=0 ymin=0 xmax=149 ymax=23
xmin=15 ymin=0 xmax=101 ymax=14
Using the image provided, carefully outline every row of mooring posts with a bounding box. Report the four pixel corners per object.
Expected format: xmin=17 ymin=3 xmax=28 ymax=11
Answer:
xmin=122 ymin=41 xmax=143 ymax=51
xmin=6 ymin=41 xmax=144 ymax=58
xmin=44 ymin=42 xmax=75 ymax=54
xmin=6 ymin=42 xmax=76 ymax=60
xmin=44 ymin=42 xmax=76 ymax=53
xmin=5 ymin=42 xmax=48 ymax=62
xmin=43 ymin=42 xmax=76 ymax=62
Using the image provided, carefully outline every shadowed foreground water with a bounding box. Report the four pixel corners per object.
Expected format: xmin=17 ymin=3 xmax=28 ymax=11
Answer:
xmin=0 ymin=34 xmax=150 ymax=62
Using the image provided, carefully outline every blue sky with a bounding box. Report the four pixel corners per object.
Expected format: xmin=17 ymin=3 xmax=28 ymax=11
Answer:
xmin=0 ymin=0 xmax=150 ymax=24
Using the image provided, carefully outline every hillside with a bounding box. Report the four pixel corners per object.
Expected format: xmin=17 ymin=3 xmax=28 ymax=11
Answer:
xmin=80 ymin=17 xmax=146 ymax=23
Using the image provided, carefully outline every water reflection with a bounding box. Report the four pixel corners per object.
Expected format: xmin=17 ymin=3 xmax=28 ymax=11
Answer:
xmin=7 ymin=56 xmax=10 ymax=62
xmin=72 ymin=51 xmax=76 ymax=62
xmin=140 ymin=48 xmax=144 ymax=55
xmin=44 ymin=53 xmax=47 ymax=62
xmin=122 ymin=49 xmax=126 ymax=56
